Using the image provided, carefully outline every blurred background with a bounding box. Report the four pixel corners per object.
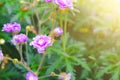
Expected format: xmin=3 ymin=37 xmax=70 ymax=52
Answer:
xmin=1 ymin=0 xmax=120 ymax=80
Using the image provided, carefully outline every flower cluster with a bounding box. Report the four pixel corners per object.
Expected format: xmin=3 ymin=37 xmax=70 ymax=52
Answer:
xmin=1 ymin=0 xmax=71 ymax=79
xmin=2 ymin=22 xmax=65 ymax=79
xmin=0 ymin=50 xmax=4 ymax=62
xmin=2 ymin=22 xmax=28 ymax=45
xmin=11 ymin=33 xmax=28 ymax=45
xmin=2 ymin=22 xmax=21 ymax=33
xmin=30 ymin=35 xmax=52 ymax=53
xmin=26 ymin=72 xmax=38 ymax=80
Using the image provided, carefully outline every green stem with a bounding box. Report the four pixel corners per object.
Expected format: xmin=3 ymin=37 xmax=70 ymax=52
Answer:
xmin=60 ymin=11 xmax=63 ymax=29
xmin=16 ymin=43 xmax=19 ymax=51
xmin=35 ymin=1 xmax=42 ymax=34
xmin=39 ymin=75 xmax=51 ymax=79
xmin=19 ymin=44 xmax=24 ymax=62
xmin=60 ymin=11 xmax=64 ymax=52
xmin=6 ymin=57 xmax=32 ymax=72
xmin=26 ymin=30 xmax=29 ymax=65
xmin=36 ymin=52 xmax=46 ymax=73
xmin=63 ymin=12 xmax=68 ymax=52
xmin=32 ymin=13 xmax=35 ymax=26
xmin=35 ymin=10 xmax=41 ymax=34
xmin=51 ymin=3 xmax=56 ymax=29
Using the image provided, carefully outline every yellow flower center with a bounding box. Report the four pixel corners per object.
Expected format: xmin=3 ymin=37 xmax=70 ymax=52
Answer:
xmin=38 ymin=39 xmax=44 ymax=45
xmin=64 ymin=75 xmax=68 ymax=80
xmin=29 ymin=76 xmax=34 ymax=80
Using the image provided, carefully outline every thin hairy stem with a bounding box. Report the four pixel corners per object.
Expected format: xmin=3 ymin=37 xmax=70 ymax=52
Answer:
xmin=5 ymin=57 xmax=32 ymax=72
xmin=39 ymin=75 xmax=51 ymax=79
xmin=26 ymin=30 xmax=29 ymax=65
xmin=19 ymin=44 xmax=24 ymax=62
xmin=60 ymin=11 xmax=63 ymax=29
xmin=60 ymin=11 xmax=65 ymax=52
xmin=36 ymin=52 xmax=46 ymax=73
xmin=63 ymin=12 xmax=68 ymax=52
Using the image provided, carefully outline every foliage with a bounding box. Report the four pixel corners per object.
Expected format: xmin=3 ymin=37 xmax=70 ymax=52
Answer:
xmin=0 ymin=0 xmax=120 ymax=80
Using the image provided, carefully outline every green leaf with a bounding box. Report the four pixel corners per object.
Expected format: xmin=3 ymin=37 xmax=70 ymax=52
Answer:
xmin=95 ymin=65 xmax=114 ymax=79
xmin=46 ymin=57 xmax=62 ymax=75
xmin=65 ymin=59 xmax=76 ymax=80
xmin=110 ymin=68 xmax=120 ymax=80
xmin=72 ymin=56 xmax=91 ymax=71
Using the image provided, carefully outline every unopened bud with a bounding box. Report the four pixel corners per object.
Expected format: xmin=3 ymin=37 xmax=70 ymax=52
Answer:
xmin=0 ymin=2 xmax=3 ymax=6
xmin=0 ymin=39 xmax=5 ymax=45
xmin=26 ymin=25 xmax=31 ymax=31
xmin=20 ymin=0 xmax=25 ymax=4
xmin=50 ymin=72 xmax=56 ymax=76
xmin=21 ymin=6 xmax=29 ymax=11
xmin=13 ymin=58 xmax=18 ymax=63
xmin=37 ymin=0 xmax=40 ymax=1
xmin=1 ymin=63 xmax=5 ymax=69
xmin=50 ymin=27 xmax=63 ymax=37
xmin=51 ymin=38 xmax=55 ymax=43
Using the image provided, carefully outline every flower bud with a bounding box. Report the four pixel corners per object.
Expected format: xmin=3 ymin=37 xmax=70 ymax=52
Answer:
xmin=0 ymin=39 xmax=5 ymax=45
xmin=21 ymin=6 xmax=29 ymax=11
xmin=50 ymin=27 xmax=63 ymax=37
xmin=50 ymin=72 xmax=56 ymax=76
xmin=13 ymin=58 xmax=18 ymax=63
xmin=0 ymin=2 xmax=3 ymax=6
xmin=26 ymin=25 xmax=31 ymax=31
xmin=20 ymin=0 xmax=25 ymax=4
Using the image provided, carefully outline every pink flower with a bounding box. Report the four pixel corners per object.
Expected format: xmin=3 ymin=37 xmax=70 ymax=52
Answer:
xmin=53 ymin=27 xmax=63 ymax=36
xmin=0 ymin=50 xmax=4 ymax=62
xmin=11 ymin=33 xmax=28 ymax=45
xmin=58 ymin=72 xmax=71 ymax=80
xmin=26 ymin=72 xmax=38 ymax=80
xmin=2 ymin=22 xmax=21 ymax=33
xmin=54 ymin=0 xmax=73 ymax=9
xmin=45 ymin=0 xmax=52 ymax=2
xmin=30 ymin=35 xmax=52 ymax=53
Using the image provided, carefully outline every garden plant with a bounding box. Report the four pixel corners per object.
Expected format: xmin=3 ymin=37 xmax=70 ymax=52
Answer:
xmin=1 ymin=0 xmax=120 ymax=80
xmin=0 ymin=0 xmax=81 ymax=80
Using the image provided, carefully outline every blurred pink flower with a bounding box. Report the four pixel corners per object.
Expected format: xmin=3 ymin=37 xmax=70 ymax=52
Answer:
xmin=53 ymin=27 xmax=63 ymax=37
xmin=45 ymin=0 xmax=52 ymax=2
xmin=26 ymin=72 xmax=38 ymax=80
xmin=58 ymin=72 xmax=71 ymax=80
xmin=54 ymin=0 xmax=73 ymax=9
xmin=30 ymin=35 xmax=52 ymax=53
xmin=11 ymin=33 xmax=28 ymax=45
xmin=0 ymin=50 xmax=4 ymax=62
xmin=2 ymin=22 xmax=21 ymax=33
